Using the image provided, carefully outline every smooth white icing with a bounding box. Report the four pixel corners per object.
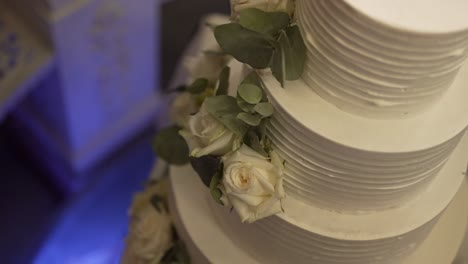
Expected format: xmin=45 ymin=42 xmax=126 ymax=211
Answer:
xmin=297 ymin=0 xmax=468 ymax=118
xmin=343 ymin=0 xmax=468 ymax=34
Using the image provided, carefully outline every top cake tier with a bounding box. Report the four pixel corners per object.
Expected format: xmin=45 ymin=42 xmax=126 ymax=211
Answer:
xmin=297 ymin=0 xmax=468 ymax=118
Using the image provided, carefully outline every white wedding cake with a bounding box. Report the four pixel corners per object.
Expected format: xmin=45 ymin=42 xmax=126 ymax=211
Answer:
xmin=164 ymin=1 xmax=468 ymax=264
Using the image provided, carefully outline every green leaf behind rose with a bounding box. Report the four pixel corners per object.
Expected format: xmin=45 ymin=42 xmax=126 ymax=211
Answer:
xmin=209 ymin=164 xmax=224 ymax=205
xmin=214 ymin=23 xmax=275 ymax=69
xmin=244 ymin=131 xmax=269 ymax=157
xmin=216 ymin=66 xmax=230 ymax=96
xmin=205 ymin=95 xmax=248 ymax=137
xmin=254 ymin=102 xmax=274 ymax=117
xmin=240 ymin=71 xmax=269 ymax=103
xmin=237 ymin=112 xmax=263 ymax=126
xmin=239 ymin=8 xmax=290 ymax=35
xmin=237 ymin=96 xmax=255 ymax=113
xmin=242 ymin=71 xmax=265 ymax=88
xmin=238 ymin=83 xmax=263 ymax=104
xmin=153 ymin=126 xmax=189 ymax=165
xmin=215 ymin=8 xmax=306 ymax=87
xmin=271 ymin=36 xmax=286 ymax=87
xmin=283 ymin=25 xmax=306 ymax=80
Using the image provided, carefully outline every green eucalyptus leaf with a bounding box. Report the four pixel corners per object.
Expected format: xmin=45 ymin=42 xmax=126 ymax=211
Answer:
xmin=214 ymin=23 xmax=275 ymax=69
xmin=153 ymin=126 xmax=189 ymax=165
xmin=241 ymin=71 xmax=264 ymax=88
xmin=211 ymin=188 xmax=223 ymax=205
xmin=216 ymin=66 xmax=230 ymax=95
xmin=237 ymin=112 xmax=263 ymax=126
xmin=283 ymin=25 xmax=307 ymax=80
xmin=237 ymin=96 xmax=255 ymax=113
xmin=187 ymin=78 xmax=209 ymax=94
xmin=190 ymin=155 xmax=221 ymax=188
xmin=254 ymin=102 xmax=274 ymax=117
xmin=271 ymin=35 xmax=286 ymax=87
xmin=262 ymin=132 xmax=273 ymax=154
xmin=205 ymin=95 xmax=248 ymax=137
xmin=239 ymin=8 xmax=290 ymax=35
xmin=238 ymin=83 xmax=263 ymax=104
xmin=244 ymin=131 xmax=268 ymax=157
xmin=241 ymin=71 xmax=268 ymax=102
xmin=210 ymin=164 xmax=224 ymax=205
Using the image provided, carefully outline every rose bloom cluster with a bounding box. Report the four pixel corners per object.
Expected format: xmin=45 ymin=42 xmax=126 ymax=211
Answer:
xmin=174 ymin=96 xmax=285 ymax=223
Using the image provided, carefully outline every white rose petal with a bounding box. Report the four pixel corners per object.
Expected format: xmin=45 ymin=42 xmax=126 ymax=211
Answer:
xmin=193 ymin=130 xmax=237 ymax=157
xmin=221 ymin=145 xmax=285 ymax=223
xmin=180 ymin=102 xmax=238 ymax=158
xmin=255 ymin=195 xmax=283 ymax=220
xmin=122 ymin=203 xmax=173 ymax=263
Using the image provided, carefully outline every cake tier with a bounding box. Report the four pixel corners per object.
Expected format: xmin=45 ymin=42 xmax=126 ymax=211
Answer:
xmin=261 ymin=54 xmax=468 ymax=210
xmin=169 ymin=132 xmax=468 ymax=264
xmin=297 ymin=0 xmax=468 ymax=118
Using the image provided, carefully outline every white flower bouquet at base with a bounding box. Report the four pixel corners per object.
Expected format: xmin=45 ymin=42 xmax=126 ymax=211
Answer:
xmin=121 ymin=179 xmax=190 ymax=264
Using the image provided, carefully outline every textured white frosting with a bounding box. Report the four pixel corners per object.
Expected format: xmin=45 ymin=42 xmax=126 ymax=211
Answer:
xmin=261 ymin=57 xmax=468 ymax=210
xmin=168 ymin=132 xmax=468 ymax=263
xmin=267 ymin=120 xmax=464 ymax=211
xmin=166 ymin=10 xmax=468 ymax=264
xmin=297 ymin=0 xmax=468 ymax=118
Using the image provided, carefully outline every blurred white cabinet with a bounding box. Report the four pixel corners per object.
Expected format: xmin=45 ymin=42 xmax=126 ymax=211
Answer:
xmin=3 ymin=0 xmax=162 ymax=192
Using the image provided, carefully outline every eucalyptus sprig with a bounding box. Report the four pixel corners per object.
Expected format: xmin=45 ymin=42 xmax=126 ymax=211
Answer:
xmin=153 ymin=29 xmax=280 ymax=206
xmin=214 ymin=8 xmax=306 ymax=87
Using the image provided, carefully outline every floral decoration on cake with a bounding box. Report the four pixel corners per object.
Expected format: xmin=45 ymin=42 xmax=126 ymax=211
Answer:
xmin=153 ymin=4 xmax=305 ymax=223
xmin=153 ymin=7 xmax=305 ymax=223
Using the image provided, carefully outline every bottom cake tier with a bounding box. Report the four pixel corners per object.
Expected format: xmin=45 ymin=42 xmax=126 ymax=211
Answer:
xmin=169 ymin=133 xmax=468 ymax=264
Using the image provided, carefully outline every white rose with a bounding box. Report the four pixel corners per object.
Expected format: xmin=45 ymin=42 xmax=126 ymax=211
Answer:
xmin=122 ymin=202 xmax=173 ymax=263
xmin=169 ymin=92 xmax=197 ymax=127
xmin=231 ymin=0 xmax=295 ymax=19
xmin=179 ymin=103 xmax=237 ymax=158
xmin=221 ymin=145 xmax=285 ymax=223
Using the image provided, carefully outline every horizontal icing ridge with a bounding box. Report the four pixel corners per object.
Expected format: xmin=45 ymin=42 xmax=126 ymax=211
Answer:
xmin=261 ymin=67 xmax=468 ymax=209
xmin=297 ymin=0 xmax=468 ymax=118
xmin=263 ymin=88 xmax=465 ymax=210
